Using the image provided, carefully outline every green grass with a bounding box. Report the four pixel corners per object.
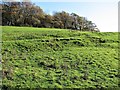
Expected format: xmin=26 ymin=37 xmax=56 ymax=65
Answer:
xmin=2 ymin=26 xmax=119 ymax=89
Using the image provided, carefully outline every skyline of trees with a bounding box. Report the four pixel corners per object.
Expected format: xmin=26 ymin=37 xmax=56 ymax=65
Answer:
xmin=1 ymin=1 xmax=100 ymax=32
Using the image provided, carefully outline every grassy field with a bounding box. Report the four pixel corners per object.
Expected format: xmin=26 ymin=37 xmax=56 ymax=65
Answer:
xmin=1 ymin=26 xmax=119 ymax=89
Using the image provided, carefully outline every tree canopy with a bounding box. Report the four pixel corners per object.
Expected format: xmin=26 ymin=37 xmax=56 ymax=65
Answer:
xmin=1 ymin=1 xmax=100 ymax=32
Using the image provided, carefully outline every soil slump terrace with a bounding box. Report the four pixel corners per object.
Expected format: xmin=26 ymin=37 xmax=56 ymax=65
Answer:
xmin=1 ymin=26 xmax=119 ymax=89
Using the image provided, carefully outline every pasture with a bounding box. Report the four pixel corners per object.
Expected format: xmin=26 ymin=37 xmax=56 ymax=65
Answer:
xmin=2 ymin=26 xmax=119 ymax=89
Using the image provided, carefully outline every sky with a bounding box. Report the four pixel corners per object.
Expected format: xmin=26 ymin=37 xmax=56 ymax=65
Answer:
xmin=2 ymin=0 xmax=118 ymax=32
xmin=30 ymin=0 xmax=119 ymax=32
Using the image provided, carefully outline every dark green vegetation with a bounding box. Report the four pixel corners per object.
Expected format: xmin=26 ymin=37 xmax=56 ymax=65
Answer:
xmin=2 ymin=26 xmax=119 ymax=89
xmin=1 ymin=2 xmax=99 ymax=32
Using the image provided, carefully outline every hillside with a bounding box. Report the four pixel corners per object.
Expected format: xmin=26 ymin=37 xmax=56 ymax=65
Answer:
xmin=2 ymin=26 xmax=119 ymax=89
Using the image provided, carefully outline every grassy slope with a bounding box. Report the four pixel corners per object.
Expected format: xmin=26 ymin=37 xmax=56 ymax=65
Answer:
xmin=2 ymin=26 xmax=119 ymax=88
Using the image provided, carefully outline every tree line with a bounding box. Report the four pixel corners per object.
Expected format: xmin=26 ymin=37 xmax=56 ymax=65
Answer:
xmin=1 ymin=2 xmax=100 ymax=32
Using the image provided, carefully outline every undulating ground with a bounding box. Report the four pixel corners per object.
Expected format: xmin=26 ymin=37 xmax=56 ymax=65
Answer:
xmin=1 ymin=26 xmax=119 ymax=89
